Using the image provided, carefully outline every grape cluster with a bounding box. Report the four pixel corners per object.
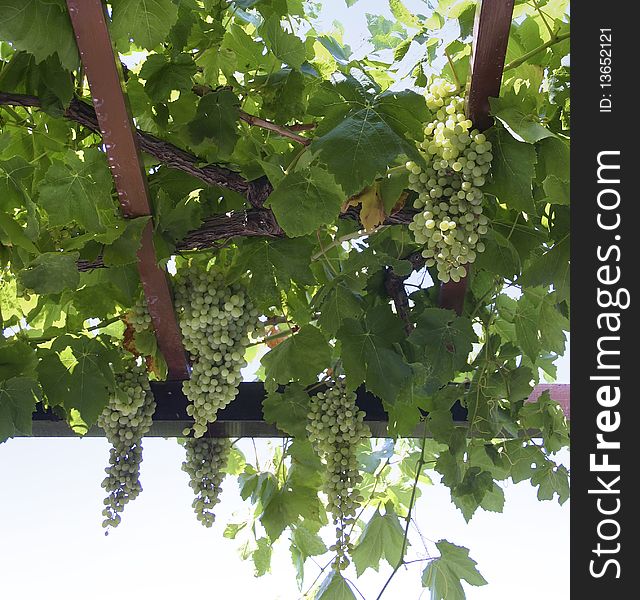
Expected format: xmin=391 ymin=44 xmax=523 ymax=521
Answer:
xmin=406 ymin=79 xmax=492 ymax=283
xmin=128 ymin=294 xmax=152 ymax=333
xmin=174 ymin=263 xmax=259 ymax=437
xmin=181 ymin=437 xmax=231 ymax=527
xmin=307 ymin=381 xmax=370 ymax=570
xmin=98 ymin=361 xmax=156 ymax=532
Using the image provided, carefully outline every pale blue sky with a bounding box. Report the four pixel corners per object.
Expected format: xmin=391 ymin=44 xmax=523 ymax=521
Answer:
xmin=0 ymin=439 xmax=569 ymax=600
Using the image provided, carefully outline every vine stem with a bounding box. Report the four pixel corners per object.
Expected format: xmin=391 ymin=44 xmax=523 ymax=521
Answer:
xmin=503 ymin=31 xmax=570 ymax=71
xmin=375 ymin=434 xmax=428 ymax=600
xmin=310 ymin=228 xmax=373 ymax=261
xmin=444 ymin=49 xmax=462 ymax=91
xmin=247 ymin=327 xmax=293 ymax=348
xmin=302 ymin=556 xmax=336 ymax=599
xmin=529 ymin=0 xmax=555 ymax=38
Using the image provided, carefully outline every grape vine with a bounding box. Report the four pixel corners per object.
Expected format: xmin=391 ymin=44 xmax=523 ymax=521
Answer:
xmin=0 ymin=0 xmax=571 ymax=597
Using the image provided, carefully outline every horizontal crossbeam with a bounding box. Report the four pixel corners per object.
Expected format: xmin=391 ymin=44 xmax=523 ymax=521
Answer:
xmin=29 ymin=383 xmax=569 ymax=439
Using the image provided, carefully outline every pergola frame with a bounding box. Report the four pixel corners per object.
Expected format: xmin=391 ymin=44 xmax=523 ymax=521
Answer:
xmin=12 ymin=0 xmax=571 ymax=438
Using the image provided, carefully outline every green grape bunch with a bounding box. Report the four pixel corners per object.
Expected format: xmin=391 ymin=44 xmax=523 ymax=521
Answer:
xmin=98 ymin=360 xmax=156 ymax=533
xmin=406 ymin=79 xmax=493 ymax=283
xmin=307 ymin=380 xmax=370 ymax=571
xmin=174 ymin=263 xmax=259 ymax=438
xmin=128 ymin=293 xmax=152 ymax=334
xmin=181 ymin=437 xmax=231 ymax=528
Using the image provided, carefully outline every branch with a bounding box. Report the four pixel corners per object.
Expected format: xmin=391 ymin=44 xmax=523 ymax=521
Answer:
xmin=239 ymin=110 xmax=311 ymax=146
xmin=503 ymin=31 xmax=570 ymax=72
xmin=191 ymin=83 xmax=313 ymax=145
xmin=0 ymin=92 xmax=425 ymax=281
xmin=0 ymin=92 xmax=270 ymax=205
xmin=384 ymin=267 xmax=414 ymax=335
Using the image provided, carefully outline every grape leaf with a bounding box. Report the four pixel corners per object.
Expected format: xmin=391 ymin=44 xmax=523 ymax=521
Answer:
xmin=315 ymin=571 xmax=357 ymax=600
xmin=513 ymin=294 xmax=541 ymax=363
xmin=316 ymin=282 xmax=363 ymax=335
xmin=543 ymin=174 xmax=569 ymax=205
xmin=188 ymin=90 xmax=240 ymax=155
xmin=0 ymin=212 xmax=38 ymax=254
xmin=532 ymin=461 xmax=570 ymax=504
xmin=0 ymin=340 xmax=37 ymax=379
xmin=0 ymin=157 xmax=33 ymax=211
xmin=409 ymin=308 xmax=475 ymax=389
xmin=451 ymin=468 xmax=495 ymax=521
xmin=252 ymin=537 xmax=272 ymax=576
xmin=260 ymin=15 xmax=305 ymax=69
xmin=479 ymin=482 xmax=505 ymax=513
xmin=139 ymin=53 xmax=197 ymax=103
xmin=0 ymin=0 xmax=78 ymax=69
xmin=389 ymin=0 xmax=420 ymax=27
xmin=263 ymin=383 xmax=310 ymax=438
xmin=19 ymin=252 xmax=80 ymax=295
xmin=102 ymin=217 xmax=151 ymax=267
xmin=491 ymin=96 xmax=555 ymax=144
xmin=265 ymin=167 xmax=344 ymax=237
xmin=291 ymin=523 xmax=327 ymax=558
xmin=0 ymin=376 xmax=41 ymax=442
xmin=351 ymin=508 xmax=405 ymax=576
xmin=311 ymin=83 xmax=424 ymax=196
xmin=154 ymin=189 xmax=203 ymax=244
xmin=485 ymin=126 xmax=537 ymax=213
xmin=366 ymin=14 xmax=406 ymax=50
xmin=422 ymin=541 xmax=487 ymax=599
xmin=37 ymin=148 xmax=116 ymax=234
xmin=110 ymin=0 xmax=179 ymax=51
xmin=520 ymin=236 xmax=570 ymax=301
xmin=49 ymin=336 xmax=114 ymax=427
xmin=260 ymin=484 xmax=322 ymax=541
xmin=536 ymin=136 xmax=569 ymax=183
xmin=262 ymin=325 xmax=332 ymax=386
xmin=338 ymin=305 xmax=412 ymax=403
xmin=231 ymin=237 xmax=315 ymax=307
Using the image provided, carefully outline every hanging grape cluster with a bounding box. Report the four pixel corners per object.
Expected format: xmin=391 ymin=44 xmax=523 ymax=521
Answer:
xmin=128 ymin=293 xmax=152 ymax=334
xmin=307 ymin=381 xmax=370 ymax=570
xmin=182 ymin=437 xmax=231 ymax=527
xmin=406 ymin=79 xmax=492 ymax=283
xmin=174 ymin=263 xmax=259 ymax=437
xmin=98 ymin=360 xmax=156 ymax=532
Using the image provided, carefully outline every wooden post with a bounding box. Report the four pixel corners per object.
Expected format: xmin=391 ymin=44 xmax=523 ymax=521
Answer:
xmin=438 ymin=0 xmax=515 ymax=315
xmin=66 ymin=0 xmax=189 ymax=380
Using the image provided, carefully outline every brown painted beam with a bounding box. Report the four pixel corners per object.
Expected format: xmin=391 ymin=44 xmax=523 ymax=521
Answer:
xmin=439 ymin=0 xmax=515 ymax=315
xmin=66 ymin=0 xmax=189 ymax=380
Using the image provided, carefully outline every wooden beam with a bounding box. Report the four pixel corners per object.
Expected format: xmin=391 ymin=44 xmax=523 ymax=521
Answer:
xmin=439 ymin=0 xmax=515 ymax=315
xmin=29 ymin=383 xmax=569 ymax=439
xmin=65 ymin=0 xmax=189 ymax=380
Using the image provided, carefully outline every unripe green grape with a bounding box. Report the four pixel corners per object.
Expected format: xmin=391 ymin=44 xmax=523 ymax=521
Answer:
xmin=175 ymin=263 xmax=259 ymax=437
xmin=182 ymin=437 xmax=230 ymax=527
xmin=307 ymin=381 xmax=370 ymax=571
xmin=98 ymin=360 xmax=155 ymax=533
xmin=406 ymin=78 xmax=492 ymax=281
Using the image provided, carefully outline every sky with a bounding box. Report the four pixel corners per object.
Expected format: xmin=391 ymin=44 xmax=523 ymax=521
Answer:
xmin=0 ymin=439 xmax=569 ymax=600
xmin=0 ymin=2 xmax=570 ymax=599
